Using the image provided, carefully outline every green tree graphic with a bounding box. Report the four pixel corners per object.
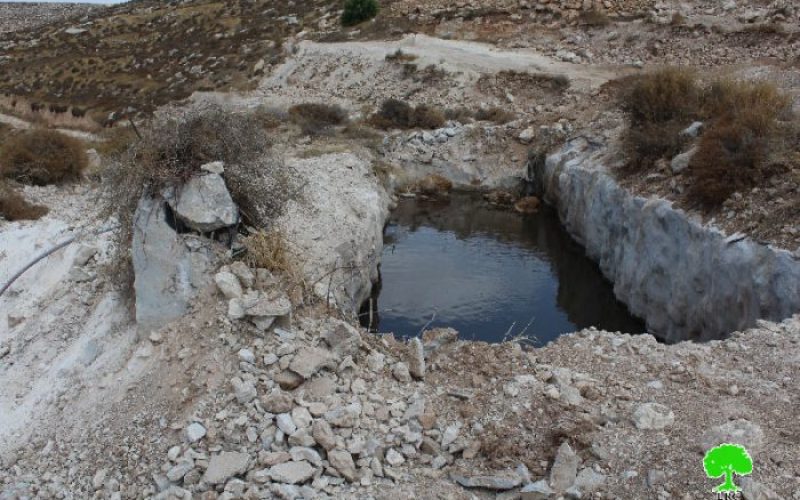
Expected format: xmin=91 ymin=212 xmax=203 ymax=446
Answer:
xmin=703 ymin=444 xmax=753 ymax=493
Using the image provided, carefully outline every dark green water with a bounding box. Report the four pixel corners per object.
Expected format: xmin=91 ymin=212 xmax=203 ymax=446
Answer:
xmin=361 ymin=192 xmax=646 ymax=345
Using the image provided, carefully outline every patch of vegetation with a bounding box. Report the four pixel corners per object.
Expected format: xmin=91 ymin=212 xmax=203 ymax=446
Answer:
xmin=578 ymin=9 xmax=611 ymax=27
xmin=104 ymin=106 xmax=298 ymax=273
xmin=0 ymin=182 xmax=49 ymax=221
xmin=620 ymin=67 xmax=699 ymax=125
xmin=370 ymin=99 xmax=446 ymax=130
xmin=385 ymin=49 xmax=417 ymax=63
xmin=342 ymin=0 xmax=379 ymax=27
xmin=688 ymin=81 xmax=792 ymax=206
xmin=619 ymin=68 xmax=795 ymax=207
xmin=288 ymin=103 xmax=348 ymax=136
xmin=0 ymin=129 xmax=87 ymax=185
xmin=475 ymin=107 xmax=516 ymax=124
xmin=242 ymin=229 xmax=296 ymax=276
xmin=444 ymin=107 xmax=475 ymax=124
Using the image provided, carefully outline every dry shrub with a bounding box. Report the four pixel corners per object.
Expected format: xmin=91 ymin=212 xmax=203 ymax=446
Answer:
xmin=385 ymin=49 xmax=417 ymax=63
xmin=242 ymin=229 xmax=295 ymax=276
xmin=620 ymin=67 xmax=795 ymax=207
xmin=412 ymin=104 xmax=446 ymax=129
xmin=688 ymin=80 xmax=793 ymax=206
xmin=104 ymin=105 xmax=297 ymax=266
xmin=475 ymin=107 xmax=515 ymax=124
xmin=688 ymin=123 xmax=767 ymax=206
xmin=625 ymin=120 xmax=689 ymax=170
xmin=579 ymin=9 xmax=611 ymax=27
xmin=621 ymin=68 xmax=701 ymax=170
xmin=288 ymin=103 xmax=348 ymax=136
xmin=371 ymin=99 xmax=446 ymax=130
xmin=621 ymin=67 xmax=700 ymax=125
xmin=444 ymin=107 xmax=475 ymax=123
xmin=703 ymin=79 xmax=791 ymax=135
xmin=93 ymin=126 xmax=139 ymax=158
xmin=670 ymin=12 xmax=686 ymax=26
xmin=0 ymin=182 xmax=48 ymax=221
xmin=254 ymin=105 xmax=289 ymax=130
xmin=0 ymin=129 xmax=87 ymax=185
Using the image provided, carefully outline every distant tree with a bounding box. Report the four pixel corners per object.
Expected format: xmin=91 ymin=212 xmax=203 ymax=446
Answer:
xmin=341 ymin=0 xmax=379 ymax=27
xmin=703 ymin=444 xmax=753 ymax=493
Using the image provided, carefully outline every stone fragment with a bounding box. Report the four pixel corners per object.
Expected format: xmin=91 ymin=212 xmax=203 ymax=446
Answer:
xmin=132 ymin=196 xmax=214 ymax=332
xmin=169 ymin=173 xmax=238 ymax=232
xmin=452 ymin=473 xmax=522 ymax=491
xmin=328 ymin=449 xmax=358 ymax=482
xmin=393 ymin=362 xmax=412 ymax=382
xmin=633 ymin=403 xmax=675 ymax=430
xmin=231 ymin=377 xmax=257 ymax=404
xmin=699 ymin=420 xmax=764 ymax=455
xmin=324 ymin=321 xmax=362 ymax=357
xmin=520 ymin=479 xmax=556 ymax=499
xmin=574 ymin=468 xmax=606 ymax=493
xmin=550 ymin=442 xmax=579 ymax=492
xmin=275 ymin=370 xmax=304 ymax=390
xmin=276 ymin=413 xmax=297 ymax=435
xmin=166 ymin=460 xmax=194 ymax=482
xmin=202 ymin=451 xmax=250 ymax=484
xmin=681 ymin=121 xmax=704 ymax=138
xmin=262 ymin=389 xmax=294 ymax=414
xmin=268 ymin=461 xmax=316 ymax=484
xmin=324 ymin=403 xmax=361 ymax=428
xmin=441 ymin=424 xmax=460 ymax=448
xmin=407 ymin=337 xmax=425 ymax=379
xmin=200 ymin=161 xmax=225 ymax=174
xmin=215 ymin=271 xmax=243 ymax=300
xmin=289 ymin=347 xmax=338 ymax=379
xmin=290 ymin=447 xmax=322 ymax=467
xmin=185 ymin=423 xmax=207 ymax=443
xmin=312 ymin=420 xmax=336 ymax=450
xmin=518 ymin=127 xmax=536 ymax=144
xmin=238 ymin=348 xmax=255 ymax=364
xmin=385 ymin=448 xmax=405 ymax=466
xmin=670 ymin=146 xmax=696 ymax=174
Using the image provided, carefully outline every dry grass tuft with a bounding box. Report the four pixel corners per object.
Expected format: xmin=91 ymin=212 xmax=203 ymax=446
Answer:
xmin=621 ymin=67 xmax=700 ymax=125
xmin=371 ymin=99 xmax=446 ymax=130
xmin=475 ymin=107 xmax=516 ymax=124
xmin=688 ymin=123 xmax=767 ymax=206
xmin=0 ymin=129 xmax=87 ymax=185
xmin=288 ymin=103 xmax=349 ymax=136
xmin=242 ymin=229 xmax=295 ymax=276
xmin=619 ymin=67 xmax=796 ymax=207
xmin=688 ymin=81 xmax=793 ymax=206
xmin=103 ymin=105 xmax=298 ymax=283
xmin=0 ymin=182 xmax=48 ymax=221
xmin=385 ymin=49 xmax=418 ymax=63
xmin=579 ymin=9 xmax=611 ymax=27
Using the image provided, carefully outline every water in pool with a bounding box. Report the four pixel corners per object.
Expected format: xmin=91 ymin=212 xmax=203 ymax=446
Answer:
xmin=362 ymin=192 xmax=646 ymax=345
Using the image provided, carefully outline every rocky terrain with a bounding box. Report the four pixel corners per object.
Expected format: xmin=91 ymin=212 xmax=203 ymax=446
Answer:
xmin=0 ymin=2 xmax=99 ymax=34
xmin=1 ymin=0 xmax=800 ymax=499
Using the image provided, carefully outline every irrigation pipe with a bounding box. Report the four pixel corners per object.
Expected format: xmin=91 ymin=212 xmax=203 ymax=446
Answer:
xmin=0 ymin=225 xmax=118 ymax=299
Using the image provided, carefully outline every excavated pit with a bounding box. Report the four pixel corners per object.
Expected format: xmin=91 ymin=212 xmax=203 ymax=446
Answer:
xmin=360 ymin=192 xmax=645 ymax=344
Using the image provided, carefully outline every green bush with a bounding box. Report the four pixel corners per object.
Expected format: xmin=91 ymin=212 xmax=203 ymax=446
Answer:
xmin=342 ymin=0 xmax=379 ymax=27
